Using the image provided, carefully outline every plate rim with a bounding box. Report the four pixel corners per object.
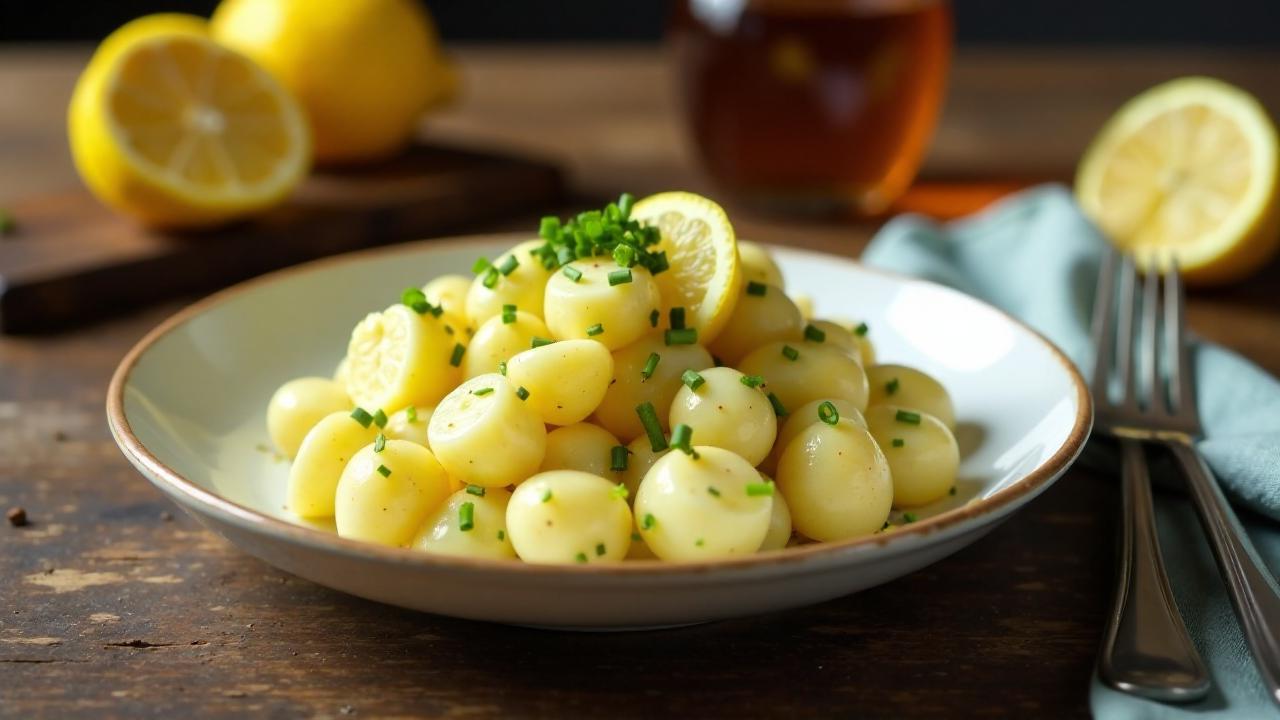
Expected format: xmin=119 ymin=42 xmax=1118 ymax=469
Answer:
xmin=106 ymin=232 xmax=1093 ymax=578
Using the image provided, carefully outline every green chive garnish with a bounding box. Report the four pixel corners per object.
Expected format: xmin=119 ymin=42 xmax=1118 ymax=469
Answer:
xmin=804 ymin=324 xmax=826 ymax=343
xmin=575 ymin=552 xmax=588 ymax=563
xmin=610 ymin=446 xmax=629 ymax=472
xmin=681 ymin=369 xmax=705 ymax=391
xmin=613 ymin=244 xmax=636 ymax=268
xmin=502 ymin=304 xmax=517 ymax=324
xmin=746 ymin=480 xmax=775 ymax=497
xmin=595 ymin=542 xmax=607 ymax=557
xmin=586 ymin=323 xmax=604 ymax=337
xmin=610 ymin=483 xmax=629 ymax=500
xmin=892 ymin=438 xmax=905 ymax=448
xmin=669 ymin=307 xmax=686 ymax=330
xmin=949 ymin=486 xmax=957 ymax=496
xmin=635 ymin=402 xmax=667 ymax=452
xmin=640 ymin=352 xmax=660 ymax=380
xmin=350 ymin=407 xmax=374 ymax=428
xmin=608 ymin=268 xmax=633 ymax=286
xmin=406 ymin=405 xmax=418 ymax=423
xmin=707 ymin=486 xmax=721 ymax=497
xmin=531 ymin=337 xmax=555 ymax=348
xmin=482 ymin=267 xmax=500 ymax=289
xmin=854 ymin=322 xmax=869 ymax=337
xmin=449 ymin=343 xmax=466 ymax=366
xmin=472 ymin=257 xmax=491 ymax=275
xmin=402 ymin=287 xmax=429 ymax=314
xmin=695 ymin=538 xmax=705 ymax=547
xmin=641 ymin=513 xmax=656 ymax=530
xmin=669 ymin=423 xmax=697 ymax=458
xmin=818 ymin=401 xmax=840 ymax=426
xmin=472 ymin=387 xmax=494 ymax=397
xmin=562 ymin=265 xmax=583 ymax=282
xmin=903 ymin=511 xmax=917 ymax=523
xmin=541 ymin=488 xmax=552 ymax=503
xmin=618 ymin=192 xmax=635 ymax=218
xmin=767 ymin=392 xmax=788 ymax=417
xmin=649 ymin=309 xmax=659 ymax=327
xmin=459 ymin=502 xmax=475 ymax=531
xmin=497 ymin=529 xmax=506 ymax=541
xmin=631 ymin=532 xmax=642 ymax=542
xmin=781 ymin=345 xmax=799 ymax=361
xmin=740 ymin=374 xmax=765 ymax=388
xmin=516 ymin=386 xmax=530 ymax=401
xmin=539 ymin=216 xmax=560 ymax=238
xmin=746 ymin=281 xmax=768 ymax=296
xmin=895 ymin=409 xmax=922 ymax=425
xmin=373 ymin=409 xmax=388 ymax=428
xmin=466 ymin=484 xmax=486 ymax=497
xmin=664 ymin=328 xmax=697 ymax=345
xmin=374 ymin=434 xmax=386 ymax=453
xmin=498 ymin=360 xmax=508 ymax=376
xmin=497 ymin=255 xmax=519 ymax=276
xmin=376 ymin=465 xmax=391 ymax=478
xmin=886 ymin=378 xmax=900 ymax=395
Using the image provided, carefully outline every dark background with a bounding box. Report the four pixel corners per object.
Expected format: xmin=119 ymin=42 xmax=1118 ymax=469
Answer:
xmin=2 ymin=0 xmax=1279 ymax=45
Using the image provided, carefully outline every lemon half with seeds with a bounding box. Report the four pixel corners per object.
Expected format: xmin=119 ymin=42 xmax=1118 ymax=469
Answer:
xmin=631 ymin=192 xmax=741 ymax=344
xmin=68 ymin=14 xmax=309 ymax=228
xmin=1076 ymin=76 xmax=1280 ymax=284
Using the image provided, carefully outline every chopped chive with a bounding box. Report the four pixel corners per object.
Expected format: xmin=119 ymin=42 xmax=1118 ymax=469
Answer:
xmin=497 ymin=254 xmax=519 ymax=276
xmin=575 ymin=552 xmax=588 ymax=563
xmin=608 ymin=268 xmax=633 ymax=286
xmin=541 ymin=488 xmax=553 ymax=503
xmin=892 ymin=438 xmax=905 ymax=448
xmin=449 ymin=343 xmax=466 ymax=367
xmin=695 ymin=538 xmax=705 ymax=547
xmin=707 ymin=486 xmax=721 ymax=497
xmin=613 ymin=243 xmax=636 ymax=268
xmin=649 ymin=251 xmax=670 ymax=275
xmin=482 ymin=267 xmax=500 ymax=289
xmin=497 ymin=529 xmax=506 ymax=541
xmin=854 ymin=322 xmax=869 ymax=337
xmin=444 ymin=325 xmax=455 ymax=335
xmin=804 ymin=324 xmax=826 ymax=343
xmin=586 ymin=323 xmax=604 ymax=337
xmin=402 ymin=287 xmax=429 ymax=314
xmin=767 ymin=392 xmax=788 ymax=417
xmin=949 ymin=486 xmax=957 ymax=496
xmin=376 ymin=465 xmax=391 ymax=478
xmin=373 ymin=433 xmax=386 ymax=453
xmin=740 ymin=374 xmax=765 ymax=388
xmin=595 ymin=542 xmax=607 ymax=557
xmin=502 ymin=304 xmax=517 ymax=324
xmin=669 ymin=423 xmax=698 ymax=458
xmin=746 ymin=480 xmax=775 ymax=497
xmin=465 ymin=484 xmax=486 ymax=497
xmin=664 ymin=328 xmax=698 ymax=345
xmin=895 ymin=409 xmax=922 ymax=425
xmin=641 ymin=513 xmax=657 ymax=530
xmin=669 ymin=307 xmax=686 ymax=330
xmin=373 ymin=409 xmax=388 ymax=428
xmin=610 ymin=483 xmax=630 ymax=501
xmin=472 ymin=257 xmax=491 ymax=275
xmin=886 ymin=378 xmax=900 ymax=395
xmin=562 ymin=265 xmax=583 ymax=282
xmin=681 ymin=369 xmax=705 ymax=391
xmin=649 ymin=309 xmax=659 ymax=327
xmin=472 ymin=387 xmax=494 ymax=396
xmin=539 ymin=216 xmax=561 ymax=239
xmin=556 ymin=246 xmax=576 ymax=266
xmin=350 ymin=407 xmax=374 ymax=428
xmin=640 ymin=352 xmax=660 ymax=380
xmin=531 ymin=336 xmax=555 ymax=348
xmin=818 ymin=401 xmax=840 ymax=426
xmin=635 ymin=402 xmax=668 ymax=452
xmin=781 ymin=345 xmax=799 ymax=361
xmin=631 ymin=532 xmax=642 ymax=542
xmin=406 ymin=405 xmax=418 ymax=423
xmin=498 ymin=360 xmax=508 ymax=376
xmin=610 ymin=446 xmax=630 ymax=472
xmin=903 ymin=511 xmax=918 ymax=523
xmin=746 ymin=281 xmax=768 ymax=296
xmin=459 ymin=502 xmax=475 ymax=531
xmin=516 ymin=386 xmax=530 ymax=401
xmin=618 ymin=192 xmax=635 ymax=218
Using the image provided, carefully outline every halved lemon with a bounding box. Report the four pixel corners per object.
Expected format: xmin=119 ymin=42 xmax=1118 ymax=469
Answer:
xmin=631 ymin=191 xmax=741 ymax=343
xmin=1076 ymin=76 xmax=1280 ymax=284
xmin=68 ymin=14 xmax=309 ymax=228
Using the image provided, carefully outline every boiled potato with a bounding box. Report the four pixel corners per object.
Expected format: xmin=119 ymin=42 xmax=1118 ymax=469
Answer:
xmin=506 ymin=339 xmax=613 ymax=425
xmin=267 ymin=377 xmax=352 ymax=458
xmin=708 ymin=283 xmax=802 ymax=366
xmin=464 ymin=311 xmax=550 ymax=379
xmin=506 ymin=470 xmax=633 ymax=564
xmin=758 ymin=477 xmax=793 ymax=552
xmin=634 ymin=446 xmax=772 ymax=561
xmin=334 ymin=439 xmax=452 ymax=547
xmin=738 ymin=342 xmax=868 ymax=414
xmin=738 ymin=241 xmax=784 ymax=289
xmin=345 ymin=303 xmax=460 ymax=412
xmin=412 ymin=486 xmax=516 ymax=560
xmin=865 ymin=404 xmax=959 ymax=507
xmin=668 ymin=367 xmax=777 ymax=466
xmin=541 ymin=423 xmax=620 ymax=476
xmin=383 ymin=405 xmax=432 ymax=448
xmin=760 ymin=397 xmax=866 ymax=474
xmin=866 ymin=364 xmax=955 ymax=429
xmin=777 ymin=418 xmax=892 ymax=541
xmin=543 ymin=260 xmax=661 ymax=350
xmin=466 ymin=240 xmax=556 ymax=328
xmin=428 ymin=374 xmax=546 ymax=488
xmin=619 ymin=433 xmax=668 ymax=500
xmin=593 ymin=333 xmax=714 ymax=442
xmin=287 ymin=410 xmax=378 ymax=518
xmin=423 ymin=274 xmax=472 ymax=333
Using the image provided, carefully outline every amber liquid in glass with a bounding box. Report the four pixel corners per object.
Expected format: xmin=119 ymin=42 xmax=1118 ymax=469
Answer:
xmin=671 ymin=0 xmax=951 ymax=215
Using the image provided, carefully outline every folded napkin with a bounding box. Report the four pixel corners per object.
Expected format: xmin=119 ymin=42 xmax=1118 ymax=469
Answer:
xmin=862 ymin=185 xmax=1280 ymax=718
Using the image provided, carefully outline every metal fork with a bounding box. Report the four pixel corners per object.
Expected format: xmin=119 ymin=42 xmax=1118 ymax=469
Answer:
xmin=1091 ymin=249 xmax=1209 ymax=701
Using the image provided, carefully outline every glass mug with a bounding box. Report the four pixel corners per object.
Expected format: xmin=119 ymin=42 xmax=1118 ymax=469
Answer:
xmin=670 ymin=0 xmax=952 ymax=216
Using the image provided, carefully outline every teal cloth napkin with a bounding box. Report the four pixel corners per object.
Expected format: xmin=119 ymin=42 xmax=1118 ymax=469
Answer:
xmin=861 ymin=184 xmax=1280 ymax=718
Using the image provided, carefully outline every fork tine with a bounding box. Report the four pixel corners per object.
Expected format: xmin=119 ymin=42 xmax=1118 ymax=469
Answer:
xmin=1139 ymin=262 xmax=1162 ymax=412
xmin=1116 ymin=254 xmax=1139 ymax=408
xmin=1164 ymin=258 xmax=1198 ymax=419
xmin=1089 ymin=247 xmax=1119 ymax=403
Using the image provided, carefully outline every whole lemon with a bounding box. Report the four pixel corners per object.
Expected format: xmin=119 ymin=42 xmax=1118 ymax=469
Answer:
xmin=211 ymin=0 xmax=456 ymax=164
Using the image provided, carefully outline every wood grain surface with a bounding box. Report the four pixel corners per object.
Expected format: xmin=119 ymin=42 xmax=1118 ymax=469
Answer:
xmin=3 ymin=44 xmax=1280 ymax=719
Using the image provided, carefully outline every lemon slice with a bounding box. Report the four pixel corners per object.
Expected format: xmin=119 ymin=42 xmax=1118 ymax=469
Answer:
xmin=345 ymin=304 xmax=460 ymax=413
xmin=1076 ymin=76 xmax=1280 ymax=284
xmin=68 ymin=14 xmax=309 ymax=228
xmin=631 ymin=192 xmax=741 ymax=343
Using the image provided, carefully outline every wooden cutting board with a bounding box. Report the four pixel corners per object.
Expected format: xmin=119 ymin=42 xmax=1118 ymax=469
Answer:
xmin=0 ymin=143 xmax=563 ymax=334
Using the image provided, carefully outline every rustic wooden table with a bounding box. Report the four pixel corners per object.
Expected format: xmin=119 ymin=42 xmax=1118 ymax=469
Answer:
xmin=3 ymin=45 xmax=1280 ymax=718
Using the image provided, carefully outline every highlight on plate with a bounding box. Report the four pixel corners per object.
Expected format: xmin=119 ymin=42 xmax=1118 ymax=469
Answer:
xmin=265 ymin=191 xmax=962 ymax=564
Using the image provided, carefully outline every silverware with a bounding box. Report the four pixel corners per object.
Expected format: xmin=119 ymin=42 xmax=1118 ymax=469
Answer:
xmin=1091 ymin=248 xmax=1209 ymax=702
xmin=1153 ymin=255 xmax=1280 ymax=707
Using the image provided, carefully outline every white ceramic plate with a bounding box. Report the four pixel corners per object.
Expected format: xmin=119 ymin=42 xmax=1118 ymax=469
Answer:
xmin=108 ymin=234 xmax=1091 ymax=630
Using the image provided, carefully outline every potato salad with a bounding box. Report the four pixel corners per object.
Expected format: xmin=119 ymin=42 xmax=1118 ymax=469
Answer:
xmin=265 ymin=191 xmax=962 ymax=564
